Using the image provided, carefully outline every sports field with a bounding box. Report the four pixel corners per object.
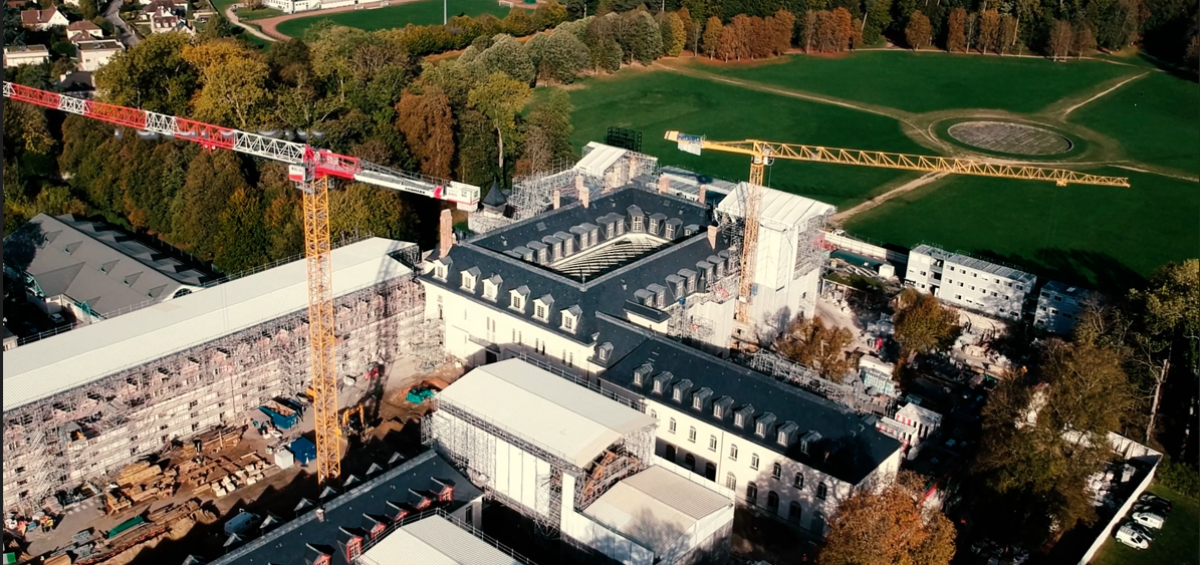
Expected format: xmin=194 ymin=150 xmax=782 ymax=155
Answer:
xmin=275 ymin=0 xmax=511 ymax=37
xmin=559 ymin=52 xmax=1199 ymax=289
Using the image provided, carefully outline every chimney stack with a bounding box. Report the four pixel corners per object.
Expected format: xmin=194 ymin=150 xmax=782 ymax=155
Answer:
xmin=575 ymin=174 xmax=584 ymax=192
xmin=439 ymin=209 xmax=453 ymax=258
xmin=657 ymin=176 xmax=670 ymax=194
xmin=580 ymin=185 xmax=590 ymax=209
xmin=552 ymin=189 xmax=561 ymax=210
xmin=707 ymin=225 xmax=718 ymax=249
xmin=698 ymin=184 xmax=707 ymax=206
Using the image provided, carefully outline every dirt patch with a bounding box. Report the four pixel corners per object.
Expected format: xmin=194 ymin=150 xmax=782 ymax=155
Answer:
xmin=947 ymin=121 xmax=1073 ymax=155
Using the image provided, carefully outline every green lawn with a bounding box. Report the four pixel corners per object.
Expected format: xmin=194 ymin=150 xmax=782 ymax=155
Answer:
xmin=235 ymin=7 xmax=284 ymax=20
xmin=696 ymin=51 xmax=1140 ymax=114
xmin=843 ymin=170 xmax=1199 ymax=291
xmin=560 ymin=69 xmax=928 ymax=209
xmin=1069 ymin=71 xmax=1200 ymax=174
xmin=275 ymin=0 xmax=512 ymax=37
xmin=1090 ymin=482 xmax=1199 ymax=565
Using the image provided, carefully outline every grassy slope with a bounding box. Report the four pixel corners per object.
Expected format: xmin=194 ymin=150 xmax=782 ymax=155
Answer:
xmin=561 ymin=69 xmax=926 ymax=209
xmin=697 ymin=51 xmax=1140 ymax=114
xmin=275 ymin=0 xmax=510 ymax=37
xmin=843 ymin=170 xmax=1199 ymax=290
xmin=1090 ymin=483 xmax=1200 ymax=565
xmin=1069 ymin=71 xmax=1200 ymax=174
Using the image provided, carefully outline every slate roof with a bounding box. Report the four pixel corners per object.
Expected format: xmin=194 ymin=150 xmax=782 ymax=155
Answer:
xmin=591 ymin=313 xmax=903 ymax=486
xmin=422 ymin=186 xmax=737 ymax=346
xmin=209 ymin=450 xmax=483 ymax=565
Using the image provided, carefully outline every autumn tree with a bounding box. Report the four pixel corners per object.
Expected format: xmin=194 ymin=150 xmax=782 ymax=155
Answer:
xmin=999 ymin=14 xmax=1019 ymax=55
xmin=776 ymin=316 xmax=856 ymax=382
xmin=978 ymin=9 xmax=1000 ymax=53
xmin=659 ymin=11 xmax=686 ymax=56
xmin=1073 ymin=24 xmax=1097 ymax=58
xmin=1048 ymin=19 xmax=1073 ymax=60
xmin=800 ymin=10 xmax=817 ymax=52
xmin=832 ymin=8 xmax=854 ymax=51
xmin=395 ymin=89 xmax=455 ymax=179
xmin=904 ymin=10 xmax=932 ymax=50
xmin=946 ymin=8 xmax=967 ymax=52
xmin=771 ymin=9 xmax=795 ymax=54
xmin=501 ymin=7 xmax=534 ymax=36
xmin=820 ymin=471 xmax=957 ymax=565
xmin=182 ymin=39 xmax=273 ymax=128
xmin=532 ymin=0 xmax=568 ymax=29
xmin=701 ymin=16 xmax=722 ymax=58
xmin=892 ymin=289 xmax=961 ymax=364
xmin=973 ymin=340 xmax=1133 ymax=546
xmin=212 ymin=187 xmax=269 ymax=273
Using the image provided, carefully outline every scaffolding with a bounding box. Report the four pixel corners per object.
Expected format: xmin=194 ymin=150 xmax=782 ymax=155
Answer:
xmin=422 ymin=386 xmax=656 ymax=536
xmin=746 ymin=352 xmax=874 ymax=413
xmin=3 ymin=267 xmax=440 ymax=514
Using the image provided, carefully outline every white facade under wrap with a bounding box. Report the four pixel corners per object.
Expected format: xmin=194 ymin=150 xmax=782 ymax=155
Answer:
xmin=358 ymin=515 xmax=528 ymax=565
xmin=716 ymin=184 xmax=834 ymax=333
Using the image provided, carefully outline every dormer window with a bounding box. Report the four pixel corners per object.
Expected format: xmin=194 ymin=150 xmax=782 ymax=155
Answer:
xmin=651 ymin=372 xmax=673 ymax=395
xmin=597 ymin=342 xmax=613 ymax=362
xmin=560 ymin=305 xmax=581 ymax=333
xmin=509 ymin=286 xmax=529 ymax=313
xmin=672 ymin=388 xmax=681 ymax=402
xmin=672 ymin=379 xmax=692 ymax=404
xmin=713 ymin=396 xmax=733 ymax=419
xmin=483 ymin=275 xmax=501 ymax=301
xmin=777 ymin=421 xmax=798 ymax=447
xmin=633 ymin=363 xmax=652 ymax=386
xmin=616 ymin=219 xmax=625 ymax=235
xmin=552 ymin=241 xmax=563 ymax=261
xmin=460 ymin=267 xmax=480 ymax=293
xmin=435 ymin=264 xmax=447 ymax=281
xmin=691 ymin=388 xmax=711 ymax=411
xmin=632 ymin=215 xmax=644 ymax=232
xmin=755 ymin=413 xmax=775 ymax=438
xmin=538 ymin=247 xmax=548 ymax=264
xmin=799 ymin=431 xmax=822 ymax=456
xmin=589 ymin=228 xmax=599 ymax=247
xmin=648 ymin=216 xmax=659 ymax=234
xmin=606 ymin=222 xmax=615 ymax=238
xmin=535 ymin=303 xmax=547 ymax=321
xmin=564 ymin=238 xmax=575 ymax=255
xmin=664 ymin=222 xmax=676 ymax=239
xmin=734 ymin=405 xmax=754 ymax=428
xmin=686 ymin=273 xmax=697 ymax=293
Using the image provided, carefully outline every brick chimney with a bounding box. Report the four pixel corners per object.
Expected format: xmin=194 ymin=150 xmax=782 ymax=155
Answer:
xmin=707 ymin=225 xmax=718 ymax=249
xmin=552 ymin=189 xmax=561 ymax=210
xmin=698 ymin=184 xmax=707 ymax=206
xmin=580 ymin=185 xmax=590 ymax=209
xmin=438 ymin=209 xmax=453 ymax=258
xmin=657 ymin=176 xmax=670 ymax=194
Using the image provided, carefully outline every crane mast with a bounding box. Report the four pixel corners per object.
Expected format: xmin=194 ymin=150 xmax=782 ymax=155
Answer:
xmin=4 ymin=81 xmax=482 ymax=483
xmin=664 ymin=130 xmax=1130 ymax=340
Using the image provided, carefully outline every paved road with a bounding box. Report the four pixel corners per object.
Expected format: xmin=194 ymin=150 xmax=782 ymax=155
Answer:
xmin=225 ymin=5 xmax=278 ymax=43
xmin=104 ymin=0 xmax=140 ymax=47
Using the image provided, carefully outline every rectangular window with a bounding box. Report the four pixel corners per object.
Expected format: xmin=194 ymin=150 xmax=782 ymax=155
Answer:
xmin=688 ymin=427 xmax=696 ymax=442
xmin=669 ymin=418 xmax=676 ymax=433
xmin=709 ymin=435 xmax=718 ymax=451
xmin=750 ymin=453 xmax=759 ymax=470
xmin=729 ymin=444 xmax=738 ymax=461
xmin=535 ymin=304 xmax=546 ymax=320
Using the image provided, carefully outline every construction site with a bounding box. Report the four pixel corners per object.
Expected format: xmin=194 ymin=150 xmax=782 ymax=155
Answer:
xmin=0 ymin=79 xmax=1144 ymax=565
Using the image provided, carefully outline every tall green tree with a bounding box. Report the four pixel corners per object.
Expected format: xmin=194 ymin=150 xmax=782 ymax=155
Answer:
xmin=519 ymin=89 xmax=576 ymax=175
xmin=467 ymin=72 xmax=532 ymax=183
xmin=973 ymin=341 xmax=1133 ymax=546
xmin=213 ymin=187 xmax=269 ymax=273
xmin=702 ymin=16 xmax=723 ymax=57
xmin=95 ymin=33 xmax=199 ymax=116
xmin=892 ymin=288 xmax=961 ymax=364
xmin=171 ymin=151 xmax=249 ymax=260
xmin=480 ymin=34 xmax=537 ymax=83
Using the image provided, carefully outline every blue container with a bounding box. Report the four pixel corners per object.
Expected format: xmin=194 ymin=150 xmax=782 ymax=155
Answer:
xmin=290 ymin=437 xmax=317 ymax=466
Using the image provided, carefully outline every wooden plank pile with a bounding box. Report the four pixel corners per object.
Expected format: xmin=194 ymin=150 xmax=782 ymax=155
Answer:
xmin=104 ymin=462 xmax=182 ymax=514
xmin=179 ymin=427 xmax=243 ymax=458
xmin=179 ymin=453 xmax=270 ymax=499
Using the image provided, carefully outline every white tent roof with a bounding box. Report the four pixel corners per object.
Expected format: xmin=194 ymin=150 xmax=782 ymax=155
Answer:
xmin=574 ymin=142 xmax=628 ymax=178
xmin=583 ymin=466 xmax=732 ymax=556
xmin=438 ymin=359 xmax=655 ymax=468
xmin=359 ymin=515 xmax=527 ymax=565
xmin=3 ymin=238 xmax=415 ymax=411
xmin=716 ymin=183 xmax=836 ymax=231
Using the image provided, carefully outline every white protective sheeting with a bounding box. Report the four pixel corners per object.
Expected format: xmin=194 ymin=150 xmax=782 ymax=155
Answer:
xmin=3 ymin=238 xmax=415 ymax=411
xmin=439 ymin=359 xmax=655 ymax=467
xmin=574 ymin=142 xmax=629 ymax=178
xmin=359 ymin=515 xmax=526 ymax=565
xmin=716 ymin=183 xmax=835 ymax=232
xmin=582 ymin=466 xmax=732 ymax=557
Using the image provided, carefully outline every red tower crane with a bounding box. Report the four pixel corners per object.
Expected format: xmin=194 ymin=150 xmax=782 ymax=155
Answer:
xmin=3 ymin=81 xmax=481 ymax=483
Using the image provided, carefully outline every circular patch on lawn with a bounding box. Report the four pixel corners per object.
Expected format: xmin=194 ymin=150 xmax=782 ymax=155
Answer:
xmin=947 ymin=121 xmax=1073 ymax=156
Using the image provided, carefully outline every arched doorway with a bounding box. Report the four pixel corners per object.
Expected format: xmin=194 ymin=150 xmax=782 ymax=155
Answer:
xmin=705 ymin=462 xmax=717 ymax=481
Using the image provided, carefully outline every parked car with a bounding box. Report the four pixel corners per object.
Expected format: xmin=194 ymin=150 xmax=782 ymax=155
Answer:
xmin=48 ymin=313 xmax=65 ymax=325
xmin=1134 ymin=500 xmax=1171 ymax=517
xmin=1126 ymin=521 xmax=1157 ymax=541
xmin=1116 ymin=523 xmax=1151 ymax=550
xmin=1137 ymin=494 xmax=1172 ymax=514
xmin=1130 ymin=511 xmax=1165 ymax=530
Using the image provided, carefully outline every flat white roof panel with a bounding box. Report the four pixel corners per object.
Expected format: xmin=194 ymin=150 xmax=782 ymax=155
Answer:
xmin=3 ymin=238 xmax=414 ymax=411
xmin=439 ymin=359 xmax=655 ymax=467
xmin=575 ymin=142 xmax=628 ymax=178
xmin=360 ymin=516 xmax=525 ymax=565
xmin=583 ymin=466 xmax=731 ymax=555
xmin=716 ymin=183 xmax=835 ymax=231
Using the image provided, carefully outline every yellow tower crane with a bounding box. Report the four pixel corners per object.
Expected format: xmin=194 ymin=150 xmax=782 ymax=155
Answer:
xmin=662 ymin=130 xmax=1130 ymax=326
